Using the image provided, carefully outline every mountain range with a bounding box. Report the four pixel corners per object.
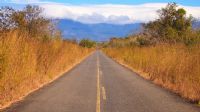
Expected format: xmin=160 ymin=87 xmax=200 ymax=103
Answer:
xmin=193 ymin=21 xmax=200 ymax=29
xmin=56 ymin=19 xmax=200 ymax=41
xmin=56 ymin=19 xmax=142 ymax=41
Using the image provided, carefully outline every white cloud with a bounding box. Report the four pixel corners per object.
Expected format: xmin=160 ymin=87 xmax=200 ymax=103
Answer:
xmin=39 ymin=3 xmax=164 ymax=24
xmin=182 ymin=6 xmax=200 ymax=19
xmin=3 ymin=0 xmax=55 ymax=4
xmin=39 ymin=3 xmax=200 ymax=24
xmin=8 ymin=0 xmax=40 ymax=3
xmin=2 ymin=1 xmax=200 ymax=24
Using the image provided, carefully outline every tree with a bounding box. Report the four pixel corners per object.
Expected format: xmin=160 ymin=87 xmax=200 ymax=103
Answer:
xmin=0 ymin=5 xmax=61 ymax=41
xmin=12 ymin=5 xmax=51 ymax=38
xmin=144 ymin=3 xmax=193 ymax=43
xmin=0 ymin=6 xmax=16 ymax=31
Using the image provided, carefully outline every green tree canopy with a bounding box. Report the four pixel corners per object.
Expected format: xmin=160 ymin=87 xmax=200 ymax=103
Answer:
xmin=144 ymin=3 xmax=193 ymax=43
xmin=79 ymin=39 xmax=96 ymax=48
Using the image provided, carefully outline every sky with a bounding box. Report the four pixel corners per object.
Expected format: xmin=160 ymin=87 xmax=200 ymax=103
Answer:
xmin=45 ymin=0 xmax=199 ymax=6
xmin=1 ymin=0 xmax=200 ymax=24
xmin=2 ymin=0 xmax=200 ymax=6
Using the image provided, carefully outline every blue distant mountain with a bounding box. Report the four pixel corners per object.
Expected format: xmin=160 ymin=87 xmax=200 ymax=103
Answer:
xmin=193 ymin=21 xmax=200 ymax=29
xmin=56 ymin=19 xmax=142 ymax=41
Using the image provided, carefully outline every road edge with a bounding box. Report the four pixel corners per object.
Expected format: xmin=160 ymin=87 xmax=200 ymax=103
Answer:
xmin=100 ymin=50 xmax=200 ymax=107
xmin=0 ymin=51 xmax=95 ymax=111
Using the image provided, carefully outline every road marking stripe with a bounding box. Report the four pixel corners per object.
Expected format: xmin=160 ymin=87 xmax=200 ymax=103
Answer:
xmin=96 ymin=54 xmax=101 ymax=112
xmin=100 ymin=70 xmax=102 ymax=75
xmin=102 ymin=87 xmax=106 ymax=100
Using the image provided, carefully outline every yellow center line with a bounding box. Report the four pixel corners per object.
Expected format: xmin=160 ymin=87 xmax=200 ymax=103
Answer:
xmin=100 ymin=71 xmax=103 ymax=76
xmin=96 ymin=54 xmax=101 ymax=112
xmin=102 ymin=87 xmax=106 ymax=100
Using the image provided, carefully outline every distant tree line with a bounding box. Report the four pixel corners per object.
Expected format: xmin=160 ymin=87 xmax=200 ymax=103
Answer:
xmin=79 ymin=39 xmax=96 ymax=48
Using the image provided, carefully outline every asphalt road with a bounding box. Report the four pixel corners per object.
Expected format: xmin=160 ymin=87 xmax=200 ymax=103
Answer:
xmin=4 ymin=51 xmax=200 ymax=112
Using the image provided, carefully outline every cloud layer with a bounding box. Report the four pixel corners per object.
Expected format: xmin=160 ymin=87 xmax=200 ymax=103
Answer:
xmin=2 ymin=1 xmax=200 ymax=24
xmin=39 ymin=3 xmax=200 ymax=24
xmin=39 ymin=3 xmax=163 ymax=24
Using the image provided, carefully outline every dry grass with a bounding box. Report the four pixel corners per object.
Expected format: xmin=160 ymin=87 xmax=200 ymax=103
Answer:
xmin=103 ymin=44 xmax=200 ymax=102
xmin=0 ymin=30 xmax=92 ymax=108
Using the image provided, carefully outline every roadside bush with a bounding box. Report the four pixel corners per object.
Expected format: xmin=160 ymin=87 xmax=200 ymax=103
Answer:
xmin=136 ymin=36 xmax=151 ymax=46
xmin=79 ymin=39 xmax=96 ymax=48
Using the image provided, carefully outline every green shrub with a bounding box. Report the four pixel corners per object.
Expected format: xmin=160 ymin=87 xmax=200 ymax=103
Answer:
xmin=136 ymin=37 xmax=151 ymax=46
xmin=79 ymin=39 xmax=96 ymax=48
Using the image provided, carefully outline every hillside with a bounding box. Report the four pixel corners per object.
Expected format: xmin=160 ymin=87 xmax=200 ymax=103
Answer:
xmin=193 ymin=21 xmax=200 ymax=29
xmin=57 ymin=19 xmax=142 ymax=41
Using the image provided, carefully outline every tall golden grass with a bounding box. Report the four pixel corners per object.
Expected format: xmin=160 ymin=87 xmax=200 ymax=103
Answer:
xmin=0 ymin=30 xmax=92 ymax=107
xmin=103 ymin=44 xmax=200 ymax=102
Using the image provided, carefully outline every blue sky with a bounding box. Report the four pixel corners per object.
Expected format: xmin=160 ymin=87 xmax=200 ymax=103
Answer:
xmin=1 ymin=0 xmax=200 ymax=24
xmin=43 ymin=0 xmax=200 ymax=6
xmin=1 ymin=0 xmax=200 ymax=6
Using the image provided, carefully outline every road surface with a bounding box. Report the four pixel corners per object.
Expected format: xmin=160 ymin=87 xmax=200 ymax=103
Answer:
xmin=4 ymin=51 xmax=200 ymax=112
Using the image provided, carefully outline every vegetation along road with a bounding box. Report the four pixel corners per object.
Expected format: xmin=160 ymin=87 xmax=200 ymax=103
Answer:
xmin=3 ymin=51 xmax=200 ymax=112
